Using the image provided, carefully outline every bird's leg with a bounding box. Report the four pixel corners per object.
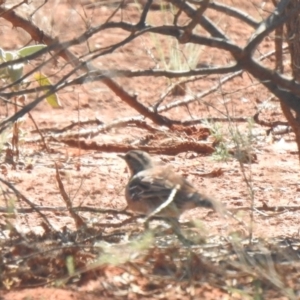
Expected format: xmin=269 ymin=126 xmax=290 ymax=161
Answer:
xmin=144 ymin=217 xmax=151 ymax=231
xmin=167 ymin=218 xmax=195 ymax=246
xmin=143 ymin=217 xmax=194 ymax=245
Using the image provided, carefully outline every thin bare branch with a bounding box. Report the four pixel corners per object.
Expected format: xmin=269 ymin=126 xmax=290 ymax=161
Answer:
xmin=158 ymin=70 xmax=243 ymax=113
xmin=0 ymin=8 xmax=174 ymax=129
xmin=138 ymin=0 xmax=153 ymax=27
xmin=178 ymin=0 xmax=210 ymax=43
xmin=245 ymin=0 xmax=297 ymax=56
xmin=55 ymin=164 xmax=86 ymax=229
xmin=207 ymin=1 xmax=259 ymax=28
xmin=27 ymin=117 xmax=163 ymax=141
xmin=166 ymin=0 xmax=228 ymax=39
xmin=0 ymin=177 xmax=54 ymax=230
xmin=0 ymin=205 xmax=132 ymax=215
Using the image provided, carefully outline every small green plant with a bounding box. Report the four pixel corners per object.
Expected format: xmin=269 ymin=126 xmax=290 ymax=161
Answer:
xmin=205 ymin=118 xmax=256 ymax=162
xmin=0 ymin=45 xmax=61 ymax=107
xmin=203 ymin=119 xmax=231 ymax=161
xmin=139 ymin=3 xmax=205 ymax=95
xmin=230 ymin=118 xmax=255 ymax=150
xmin=81 ymin=231 xmax=155 ymax=271
xmin=0 ymin=45 xmax=46 ymax=86
xmin=66 ymin=255 xmax=76 ymax=276
xmin=213 ymin=143 xmax=231 ymax=161
xmin=0 ymin=44 xmax=61 ymax=161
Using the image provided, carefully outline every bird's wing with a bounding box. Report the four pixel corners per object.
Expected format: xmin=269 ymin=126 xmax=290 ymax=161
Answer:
xmin=129 ymin=167 xmax=177 ymax=201
xmin=131 ymin=168 xmax=214 ymax=210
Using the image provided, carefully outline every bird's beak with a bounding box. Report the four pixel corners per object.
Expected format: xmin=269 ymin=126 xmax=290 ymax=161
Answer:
xmin=118 ymin=154 xmax=125 ymax=159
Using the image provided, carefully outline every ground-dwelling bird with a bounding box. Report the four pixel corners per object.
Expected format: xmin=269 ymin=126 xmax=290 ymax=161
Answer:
xmin=119 ymin=150 xmax=223 ymax=243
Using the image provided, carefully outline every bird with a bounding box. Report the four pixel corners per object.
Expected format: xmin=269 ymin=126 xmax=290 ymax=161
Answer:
xmin=118 ymin=150 xmax=221 ymax=219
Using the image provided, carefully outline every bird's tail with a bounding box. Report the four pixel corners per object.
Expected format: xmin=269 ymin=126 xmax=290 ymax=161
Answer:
xmin=190 ymin=192 xmax=225 ymax=215
xmin=195 ymin=193 xmax=215 ymax=208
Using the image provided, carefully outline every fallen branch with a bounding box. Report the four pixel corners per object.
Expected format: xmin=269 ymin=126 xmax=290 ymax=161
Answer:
xmin=27 ymin=117 xmax=164 ymax=141
xmin=55 ymin=163 xmax=86 ymax=229
xmin=47 ymin=139 xmax=215 ymax=155
xmin=253 ymin=111 xmax=289 ymax=128
xmin=0 ymin=177 xmax=54 ymax=230
xmin=0 ymin=205 xmax=133 ymax=215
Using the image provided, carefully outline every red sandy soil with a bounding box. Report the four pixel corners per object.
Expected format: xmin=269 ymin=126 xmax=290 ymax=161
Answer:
xmin=1 ymin=0 xmax=299 ymax=299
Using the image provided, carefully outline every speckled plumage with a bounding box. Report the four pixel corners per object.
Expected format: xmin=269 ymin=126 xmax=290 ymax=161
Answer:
xmin=119 ymin=150 xmax=218 ymax=218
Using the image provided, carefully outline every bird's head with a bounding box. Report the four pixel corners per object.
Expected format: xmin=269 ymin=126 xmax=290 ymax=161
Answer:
xmin=118 ymin=150 xmax=154 ymax=176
